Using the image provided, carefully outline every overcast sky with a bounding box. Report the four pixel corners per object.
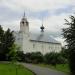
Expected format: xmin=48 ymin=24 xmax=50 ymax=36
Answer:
xmin=0 ymin=0 xmax=75 ymax=46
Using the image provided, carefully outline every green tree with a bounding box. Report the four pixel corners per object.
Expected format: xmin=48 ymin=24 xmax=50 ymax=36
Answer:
xmin=63 ymin=15 xmax=75 ymax=75
xmin=16 ymin=51 xmax=25 ymax=62
xmin=0 ymin=25 xmax=5 ymax=60
xmin=8 ymin=44 xmax=18 ymax=61
xmin=0 ymin=26 xmax=17 ymax=61
xmin=0 ymin=25 xmax=4 ymax=52
xmin=3 ymin=28 xmax=15 ymax=59
xmin=60 ymin=47 xmax=68 ymax=59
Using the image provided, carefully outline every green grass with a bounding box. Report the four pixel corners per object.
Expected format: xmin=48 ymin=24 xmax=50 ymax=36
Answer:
xmin=35 ymin=64 xmax=70 ymax=73
xmin=0 ymin=63 xmax=34 ymax=75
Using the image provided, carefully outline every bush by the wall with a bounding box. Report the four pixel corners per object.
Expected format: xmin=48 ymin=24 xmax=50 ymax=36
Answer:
xmin=44 ymin=52 xmax=67 ymax=66
xmin=24 ymin=52 xmax=44 ymax=63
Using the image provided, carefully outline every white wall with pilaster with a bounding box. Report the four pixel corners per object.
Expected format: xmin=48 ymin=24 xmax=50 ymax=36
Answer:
xmin=22 ymin=36 xmax=61 ymax=54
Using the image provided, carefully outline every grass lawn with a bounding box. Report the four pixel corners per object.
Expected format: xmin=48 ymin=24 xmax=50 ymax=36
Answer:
xmin=36 ymin=64 xmax=70 ymax=73
xmin=0 ymin=63 xmax=34 ymax=75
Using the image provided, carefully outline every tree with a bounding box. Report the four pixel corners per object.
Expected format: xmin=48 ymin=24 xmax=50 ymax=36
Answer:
xmin=3 ymin=28 xmax=15 ymax=60
xmin=0 ymin=25 xmax=4 ymax=52
xmin=0 ymin=25 xmax=5 ymax=60
xmin=63 ymin=15 xmax=75 ymax=75
xmin=8 ymin=44 xmax=18 ymax=61
xmin=16 ymin=51 xmax=25 ymax=62
xmin=0 ymin=25 xmax=17 ymax=61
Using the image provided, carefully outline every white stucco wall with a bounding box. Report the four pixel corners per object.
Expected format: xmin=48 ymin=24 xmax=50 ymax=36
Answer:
xmin=14 ymin=32 xmax=61 ymax=54
xmin=21 ymin=33 xmax=61 ymax=54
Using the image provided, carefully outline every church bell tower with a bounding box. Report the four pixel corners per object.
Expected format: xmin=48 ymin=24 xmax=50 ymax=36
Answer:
xmin=20 ymin=12 xmax=29 ymax=34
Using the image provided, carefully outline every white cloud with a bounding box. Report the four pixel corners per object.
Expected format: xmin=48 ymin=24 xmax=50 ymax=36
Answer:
xmin=43 ymin=13 xmax=71 ymax=33
xmin=29 ymin=18 xmax=41 ymax=31
xmin=1 ymin=20 xmax=20 ymax=31
xmin=1 ymin=0 xmax=75 ymax=11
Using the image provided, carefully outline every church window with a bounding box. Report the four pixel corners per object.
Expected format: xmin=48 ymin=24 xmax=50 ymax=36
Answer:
xmin=22 ymin=21 xmax=24 ymax=24
xmin=26 ymin=21 xmax=28 ymax=26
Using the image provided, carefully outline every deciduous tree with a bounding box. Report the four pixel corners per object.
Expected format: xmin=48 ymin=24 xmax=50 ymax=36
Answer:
xmin=63 ymin=15 xmax=75 ymax=75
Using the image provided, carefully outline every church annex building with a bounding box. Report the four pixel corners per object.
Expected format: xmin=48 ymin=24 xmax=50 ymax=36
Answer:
xmin=14 ymin=13 xmax=61 ymax=54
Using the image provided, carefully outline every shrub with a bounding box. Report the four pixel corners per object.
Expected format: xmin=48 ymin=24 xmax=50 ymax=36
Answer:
xmin=24 ymin=52 xmax=44 ymax=63
xmin=16 ymin=51 xmax=25 ymax=62
xmin=44 ymin=52 xmax=57 ymax=66
xmin=24 ymin=53 xmax=32 ymax=63
xmin=44 ymin=52 xmax=67 ymax=66
xmin=30 ymin=52 xmax=44 ymax=63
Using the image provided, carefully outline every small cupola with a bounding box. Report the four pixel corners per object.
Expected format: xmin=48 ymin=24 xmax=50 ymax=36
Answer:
xmin=40 ymin=24 xmax=45 ymax=32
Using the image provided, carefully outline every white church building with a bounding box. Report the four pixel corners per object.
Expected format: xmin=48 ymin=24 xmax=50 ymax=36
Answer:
xmin=14 ymin=13 xmax=61 ymax=54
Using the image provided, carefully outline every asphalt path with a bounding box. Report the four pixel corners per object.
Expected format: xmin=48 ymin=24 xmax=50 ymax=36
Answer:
xmin=22 ymin=63 xmax=67 ymax=75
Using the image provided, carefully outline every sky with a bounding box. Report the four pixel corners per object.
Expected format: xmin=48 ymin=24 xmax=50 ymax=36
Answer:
xmin=0 ymin=0 xmax=75 ymax=46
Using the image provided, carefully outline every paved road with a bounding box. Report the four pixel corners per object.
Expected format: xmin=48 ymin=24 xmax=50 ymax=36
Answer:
xmin=22 ymin=63 xmax=67 ymax=75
